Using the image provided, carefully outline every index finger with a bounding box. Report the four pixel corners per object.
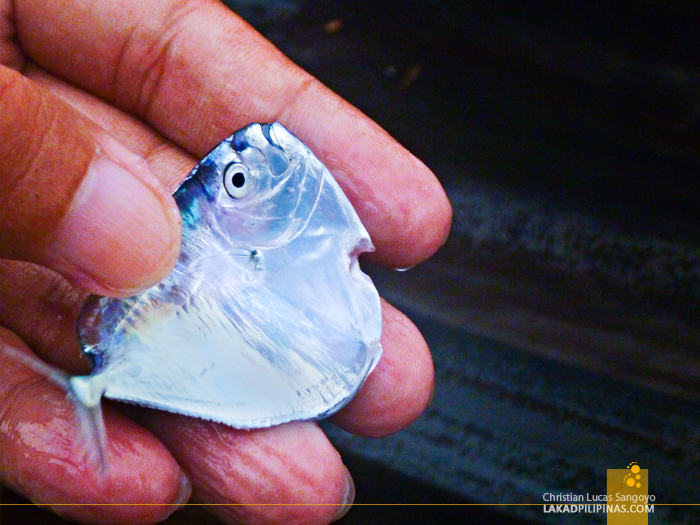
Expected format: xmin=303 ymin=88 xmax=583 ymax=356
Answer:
xmin=14 ymin=0 xmax=451 ymax=268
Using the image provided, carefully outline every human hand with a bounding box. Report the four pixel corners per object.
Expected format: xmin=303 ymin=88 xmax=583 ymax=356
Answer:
xmin=0 ymin=0 xmax=451 ymax=523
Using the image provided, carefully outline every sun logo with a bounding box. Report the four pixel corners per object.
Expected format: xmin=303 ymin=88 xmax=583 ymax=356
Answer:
xmin=623 ymin=462 xmax=642 ymax=488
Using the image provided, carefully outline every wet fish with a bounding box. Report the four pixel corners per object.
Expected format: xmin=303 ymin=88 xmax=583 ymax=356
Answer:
xmin=62 ymin=123 xmax=382 ymax=463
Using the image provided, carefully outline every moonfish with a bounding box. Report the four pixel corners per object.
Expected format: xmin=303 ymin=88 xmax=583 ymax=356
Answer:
xmin=10 ymin=123 xmax=382 ymax=466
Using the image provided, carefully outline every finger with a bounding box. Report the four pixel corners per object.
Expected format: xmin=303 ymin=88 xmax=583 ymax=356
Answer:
xmin=136 ymin=413 xmax=353 ymax=525
xmin=15 ymin=0 xmax=452 ymax=269
xmin=0 ymin=329 xmax=190 ymax=524
xmin=0 ymin=65 xmax=181 ymax=296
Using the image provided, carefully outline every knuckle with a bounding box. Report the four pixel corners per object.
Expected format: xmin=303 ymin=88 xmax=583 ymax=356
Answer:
xmin=277 ymin=75 xmax=322 ymax=124
xmin=112 ymin=1 xmax=207 ymax=120
xmin=0 ymin=69 xmax=48 ymax=186
xmin=0 ymin=68 xmax=94 ymax=253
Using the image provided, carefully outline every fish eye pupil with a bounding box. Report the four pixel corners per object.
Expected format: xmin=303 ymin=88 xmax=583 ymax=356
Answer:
xmin=232 ymin=171 xmax=245 ymax=188
xmin=224 ymin=163 xmax=251 ymax=198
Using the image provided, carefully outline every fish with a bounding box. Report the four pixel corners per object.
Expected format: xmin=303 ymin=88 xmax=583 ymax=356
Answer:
xmin=5 ymin=123 xmax=382 ymax=468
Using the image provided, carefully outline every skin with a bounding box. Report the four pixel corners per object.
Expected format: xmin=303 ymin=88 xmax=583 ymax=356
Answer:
xmin=0 ymin=0 xmax=452 ymax=523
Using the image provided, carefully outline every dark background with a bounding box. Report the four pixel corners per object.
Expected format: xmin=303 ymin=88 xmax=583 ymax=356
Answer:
xmin=224 ymin=2 xmax=700 ymax=524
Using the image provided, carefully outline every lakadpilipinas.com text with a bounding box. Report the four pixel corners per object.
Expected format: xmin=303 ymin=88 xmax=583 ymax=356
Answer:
xmin=542 ymin=493 xmax=655 ymax=514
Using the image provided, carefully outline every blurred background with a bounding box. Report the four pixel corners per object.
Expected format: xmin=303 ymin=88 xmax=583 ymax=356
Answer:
xmin=3 ymin=1 xmax=699 ymax=523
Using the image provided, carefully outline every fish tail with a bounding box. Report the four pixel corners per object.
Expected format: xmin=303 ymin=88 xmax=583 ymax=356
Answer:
xmin=0 ymin=342 xmax=109 ymax=474
xmin=68 ymin=375 xmax=109 ymax=475
xmin=0 ymin=342 xmax=72 ymax=390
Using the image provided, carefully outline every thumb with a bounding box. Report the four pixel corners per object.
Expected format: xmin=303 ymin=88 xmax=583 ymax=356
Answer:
xmin=0 ymin=67 xmax=181 ymax=296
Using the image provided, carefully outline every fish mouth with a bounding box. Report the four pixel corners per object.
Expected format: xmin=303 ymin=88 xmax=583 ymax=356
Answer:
xmin=260 ymin=128 xmax=290 ymax=177
xmin=350 ymin=237 xmax=374 ymax=258
xmin=228 ymin=123 xmax=289 ymax=174
xmin=259 ymin=123 xmax=278 ymax=149
xmin=348 ymin=237 xmax=374 ymax=275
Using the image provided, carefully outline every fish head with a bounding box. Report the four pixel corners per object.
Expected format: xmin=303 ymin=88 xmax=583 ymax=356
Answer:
xmin=178 ymin=122 xmax=326 ymax=249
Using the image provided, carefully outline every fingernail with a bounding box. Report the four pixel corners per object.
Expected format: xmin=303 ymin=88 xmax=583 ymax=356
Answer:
xmin=52 ymin=148 xmax=181 ymax=296
xmin=168 ymin=471 xmax=192 ymax=515
xmin=332 ymin=466 xmax=355 ymax=522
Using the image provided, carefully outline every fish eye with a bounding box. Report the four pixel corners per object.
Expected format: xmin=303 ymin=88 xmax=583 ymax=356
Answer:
xmin=224 ymin=163 xmax=252 ymax=198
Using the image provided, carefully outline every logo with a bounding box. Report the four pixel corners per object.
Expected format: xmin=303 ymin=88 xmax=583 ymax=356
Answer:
xmin=607 ymin=462 xmax=651 ymax=525
xmin=624 ymin=462 xmax=642 ymax=489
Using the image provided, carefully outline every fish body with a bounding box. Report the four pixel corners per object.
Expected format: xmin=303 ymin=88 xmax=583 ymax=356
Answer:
xmin=74 ymin=123 xmax=382 ymax=429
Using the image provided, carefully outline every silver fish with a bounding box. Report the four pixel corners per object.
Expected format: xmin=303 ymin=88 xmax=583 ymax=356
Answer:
xmin=66 ymin=123 xmax=381 ymax=457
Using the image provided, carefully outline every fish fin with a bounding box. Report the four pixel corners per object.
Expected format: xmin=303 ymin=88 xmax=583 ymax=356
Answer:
xmin=69 ymin=375 xmax=109 ymax=475
xmin=0 ymin=342 xmax=71 ymax=390
xmin=0 ymin=343 xmax=109 ymax=475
